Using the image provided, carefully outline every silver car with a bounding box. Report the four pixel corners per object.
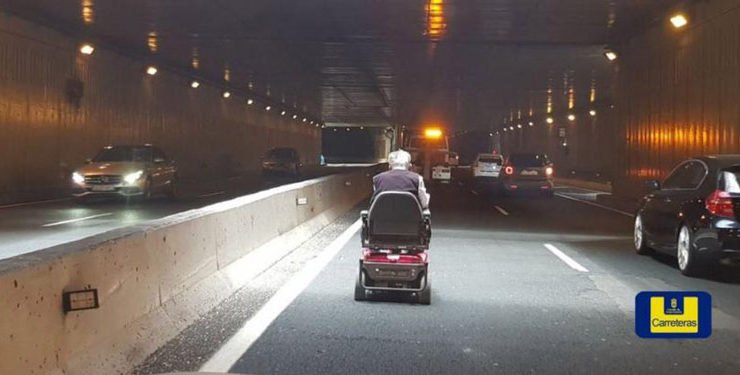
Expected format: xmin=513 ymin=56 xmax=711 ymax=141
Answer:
xmin=71 ymin=145 xmax=178 ymax=201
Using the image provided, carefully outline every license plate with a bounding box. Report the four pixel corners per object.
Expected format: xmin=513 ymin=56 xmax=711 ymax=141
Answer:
xmin=92 ymin=185 xmax=116 ymax=192
xmin=521 ymin=170 xmax=539 ymax=176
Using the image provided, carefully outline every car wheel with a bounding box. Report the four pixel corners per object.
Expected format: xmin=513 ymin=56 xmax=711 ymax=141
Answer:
xmin=354 ymin=273 xmax=366 ymax=301
xmin=166 ymin=176 xmax=178 ymax=200
xmin=677 ymin=225 xmax=702 ymax=276
xmin=634 ymin=214 xmax=653 ymax=255
xmin=417 ymin=277 xmax=431 ymax=305
xmin=142 ymin=177 xmax=153 ymax=201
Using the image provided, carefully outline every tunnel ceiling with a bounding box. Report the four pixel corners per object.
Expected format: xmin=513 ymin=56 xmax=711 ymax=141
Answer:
xmin=3 ymin=0 xmax=681 ymax=131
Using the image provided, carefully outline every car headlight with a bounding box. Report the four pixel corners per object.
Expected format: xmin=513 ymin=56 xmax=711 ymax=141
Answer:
xmin=124 ymin=170 xmax=144 ymax=185
xmin=72 ymin=172 xmax=85 ymax=184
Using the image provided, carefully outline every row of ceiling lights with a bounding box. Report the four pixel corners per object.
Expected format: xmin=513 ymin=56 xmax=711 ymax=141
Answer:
xmin=77 ymin=42 xmax=323 ymax=128
xmin=603 ymin=12 xmax=689 ymax=61
xmin=494 ymin=108 xmax=599 ymax=136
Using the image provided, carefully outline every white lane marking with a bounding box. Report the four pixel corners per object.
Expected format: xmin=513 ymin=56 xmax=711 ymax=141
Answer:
xmin=0 ymin=198 xmax=71 ymax=210
xmin=471 ymin=190 xmax=479 ymax=196
xmin=198 ymin=191 xmax=226 ymax=198
xmin=544 ymin=243 xmax=589 ymax=273
xmin=494 ymin=205 xmax=510 ymax=216
xmin=200 ymin=219 xmax=362 ymax=372
xmin=555 ymin=192 xmax=634 ymax=218
xmin=42 ymin=213 xmax=113 ymax=227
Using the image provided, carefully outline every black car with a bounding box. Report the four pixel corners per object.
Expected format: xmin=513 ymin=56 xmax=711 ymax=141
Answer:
xmin=502 ymin=153 xmax=555 ymax=197
xmin=634 ymin=155 xmax=740 ymax=276
xmin=261 ymin=147 xmax=302 ymax=176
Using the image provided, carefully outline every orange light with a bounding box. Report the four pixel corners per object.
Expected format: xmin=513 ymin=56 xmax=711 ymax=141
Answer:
xmin=424 ymin=128 xmax=443 ymax=139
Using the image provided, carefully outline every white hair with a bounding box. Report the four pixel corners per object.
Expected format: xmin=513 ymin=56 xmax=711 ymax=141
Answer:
xmin=388 ymin=149 xmax=412 ymax=170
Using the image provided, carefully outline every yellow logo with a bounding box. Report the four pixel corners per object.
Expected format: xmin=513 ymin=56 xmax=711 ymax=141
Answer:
xmin=650 ymin=296 xmax=699 ymax=333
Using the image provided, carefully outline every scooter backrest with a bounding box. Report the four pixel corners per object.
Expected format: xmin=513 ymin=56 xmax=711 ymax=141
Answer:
xmin=368 ymin=191 xmax=423 ymax=237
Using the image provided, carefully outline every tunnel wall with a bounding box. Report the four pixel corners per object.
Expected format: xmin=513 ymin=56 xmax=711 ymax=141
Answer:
xmin=613 ymin=0 xmax=740 ymax=197
xmin=0 ymin=14 xmax=321 ymax=204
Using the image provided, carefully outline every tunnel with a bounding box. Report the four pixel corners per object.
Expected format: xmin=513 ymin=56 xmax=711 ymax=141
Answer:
xmin=1 ymin=1 xmax=740 ymax=374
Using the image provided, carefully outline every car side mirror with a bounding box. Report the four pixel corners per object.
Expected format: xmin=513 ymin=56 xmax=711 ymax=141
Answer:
xmin=646 ymin=179 xmax=661 ymax=191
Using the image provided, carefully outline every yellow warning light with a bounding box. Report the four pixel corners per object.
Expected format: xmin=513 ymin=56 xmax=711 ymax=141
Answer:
xmin=424 ymin=128 xmax=443 ymax=139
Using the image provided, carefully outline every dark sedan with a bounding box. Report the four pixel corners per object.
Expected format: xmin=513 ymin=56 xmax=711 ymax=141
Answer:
xmin=634 ymin=155 xmax=740 ymax=276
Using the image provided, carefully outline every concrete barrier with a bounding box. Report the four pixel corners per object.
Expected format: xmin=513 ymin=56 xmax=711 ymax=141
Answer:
xmin=0 ymin=166 xmax=378 ymax=375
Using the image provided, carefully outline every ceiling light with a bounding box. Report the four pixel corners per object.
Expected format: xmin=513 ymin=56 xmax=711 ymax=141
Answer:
xmin=302 ymin=118 xmax=307 ymax=122
xmin=190 ymin=80 xmax=200 ymax=89
xmin=146 ymin=66 xmax=158 ymax=76
xmin=567 ymin=114 xmax=576 ymax=121
xmin=546 ymin=117 xmax=554 ymax=124
xmin=670 ymin=14 xmax=688 ymax=29
xmin=346 ymin=127 xmax=351 ymax=132
xmin=589 ymin=109 xmax=597 ymax=117
xmin=223 ymin=91 xmax=231 ymax=99
xmin=517 ymin=124 xmax=522 ymax=129
xmin=503 ymin=128 xmax=508 ymax=132
xmin=292 ymin=114 xmax=298 ymax=119
xmin=604 ymin=50 xmax=618 ymax=61
xmin=509 ymin=126 xmax=514 ymax=131
xmin=281 ymin=110 xmax=287 ymax=116
xmin=265 ymin=105 xmax=272 ymax=111
xmin=247 ymin=99 xmax=254 ymax=105
xmin=79 ymin=44 xmax=95 ymax=55
xmin=528 ymin=121 xmax=534 ymax=126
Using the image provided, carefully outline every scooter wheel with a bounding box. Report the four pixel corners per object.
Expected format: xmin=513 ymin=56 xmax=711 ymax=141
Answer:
xmin=354 ymin=274 xmax=366 ymax=301
xmin=418 ymin=278 xmax=431 ymax=305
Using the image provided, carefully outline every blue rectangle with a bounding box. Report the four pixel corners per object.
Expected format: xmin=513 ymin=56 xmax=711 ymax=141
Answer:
xmin=635 ymin=291 xmax=712 ymax=339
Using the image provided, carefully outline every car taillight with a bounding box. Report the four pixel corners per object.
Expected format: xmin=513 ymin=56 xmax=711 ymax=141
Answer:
xmin=706 ymin=190 xmax=735 ymax=218
xmin=504 ymin=166 xmax=514 ymax=175
xmin=545 ymin=167 xmax=554 ymax=176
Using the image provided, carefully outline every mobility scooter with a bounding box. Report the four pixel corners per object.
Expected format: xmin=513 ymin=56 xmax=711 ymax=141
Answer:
xmin=355 ymin=191 xmax=432 ymax=304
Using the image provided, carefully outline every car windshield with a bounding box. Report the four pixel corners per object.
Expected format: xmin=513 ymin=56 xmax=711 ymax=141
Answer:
xmin=267 ymin=149 xmax=294 ymax=159
xmin=478 ymin=156 xmax=502 ymax=164
xmin=720 ymin=167 xmax=740 ymax=193
xmin=92 ymin=147 xmax=152 ymax=162
xmin=508 ymin=154 xmax=548 ymax=167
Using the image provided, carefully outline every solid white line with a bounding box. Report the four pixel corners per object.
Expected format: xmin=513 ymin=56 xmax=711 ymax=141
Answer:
xmin=0 ymin=197 xmax=71 ymax=210
xmin=494 ymin=205 xmax=510 ymax=216
xmin=544 ymin=243 xmax=589 ymax=273
xmin=42 ymin=213 xmax=113 ymax=227
xmin=200 ymin=219 xmax=362 ymax=372
xmin=555 ymin=192 xmax=634 ymax=218
xmin=198 ymin=191 xmax=226 ymax=198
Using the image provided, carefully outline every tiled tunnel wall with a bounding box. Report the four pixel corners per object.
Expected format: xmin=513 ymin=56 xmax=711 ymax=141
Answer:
xmin=0 ymin=14 xmax=321 ymax=203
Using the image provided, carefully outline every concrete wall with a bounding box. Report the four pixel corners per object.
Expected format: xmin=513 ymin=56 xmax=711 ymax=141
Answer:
xmin=0 ymin=166 xmax=376 ymax=375
xmin=613 ymin=0 xmax=740 ymax=197
xmin=0 ymin=14 xmax=321 ymax=203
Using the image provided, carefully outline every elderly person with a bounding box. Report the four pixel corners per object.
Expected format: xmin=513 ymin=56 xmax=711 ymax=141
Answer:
xmin=372 ymin=149 xmax=430 ymax=209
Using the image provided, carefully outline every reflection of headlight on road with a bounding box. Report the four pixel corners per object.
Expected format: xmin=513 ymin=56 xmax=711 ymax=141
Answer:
xmin=72 ymin=172 xmax=84 ymax=184
xmin=124 ymin=170 xmax=144 ymax=185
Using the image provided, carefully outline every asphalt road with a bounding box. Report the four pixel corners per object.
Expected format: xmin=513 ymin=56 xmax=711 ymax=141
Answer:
xmin=149 ymin=181 xmax=740 ymax=375
xmin=0 ymin=166 xmax=361 ymax=261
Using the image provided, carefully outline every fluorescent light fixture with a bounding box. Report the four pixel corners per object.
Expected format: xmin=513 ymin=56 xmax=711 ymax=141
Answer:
xmin=79 ymin=44 xmax=95 ymax=55
xmin=292 ymin=114 xmax=298 ymax=119
xmin=546 ymin=117 xmax=554 ymax=124
xmin=670 ymin=14 xmax=688 ymax=29
xmin=567 ymin=114 xmax=576 ymax=121
xmin=517 ymin=124 xmax=522 ymax=129
xmin=265 ymin=105 xmax=272 ymax=111
xmin=247 ymin=98 xmax=254 ymax=105
xmin=604 ymin=50 xmax=618 ymax=61
xmin=281 ymin=110 xmax=287 ymax=116
xmin=589 ymin=109 xmax=597 ymax=116
xmin=509 ymin=126 xmax=514 ymax=130
xmin=146 ymin=66 xmax=158 ymax=76
xmin=190 ymin=80 xmax=200 ymax=89
xmin=302 ymin=118 xmax=307 ymax=122
xmin=528 ymin=121 xmax=534 ymax=126
xmin=223 ymin=91 xmax=231 ymax=99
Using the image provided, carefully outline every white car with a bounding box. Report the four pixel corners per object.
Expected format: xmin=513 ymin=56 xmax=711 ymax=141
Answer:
xmin=473 ymin=154 xmax=504 ymax=179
